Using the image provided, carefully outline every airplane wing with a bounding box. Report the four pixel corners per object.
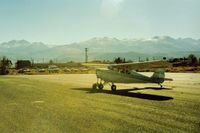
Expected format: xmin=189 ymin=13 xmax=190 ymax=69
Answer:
xmin=108 ymin=60 xmax=172 ymax=72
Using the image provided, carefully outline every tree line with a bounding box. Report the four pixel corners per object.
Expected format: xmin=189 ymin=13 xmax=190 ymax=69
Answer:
xmin=0 ymin=54 xmax=200 ymax=75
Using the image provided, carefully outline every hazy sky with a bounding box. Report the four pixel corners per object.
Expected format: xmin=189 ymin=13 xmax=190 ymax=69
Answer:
xmin=0 ymin=0 xmax=199 ymax=44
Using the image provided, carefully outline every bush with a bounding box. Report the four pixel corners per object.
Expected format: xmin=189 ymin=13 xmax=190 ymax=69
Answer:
xmin=0 ymin=56 xmax=12 ymax=75
xmin=188 ymin=54 xmax=198 ymax=66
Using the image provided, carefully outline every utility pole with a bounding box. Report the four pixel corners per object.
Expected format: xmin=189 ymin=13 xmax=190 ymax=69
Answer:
xmin=85 ymin=48 xmax=88 ymax=63
xmin=31 ymin=58 xmax=34 ymax=67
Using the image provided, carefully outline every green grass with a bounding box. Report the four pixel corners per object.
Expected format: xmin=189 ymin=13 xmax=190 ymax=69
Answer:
xmin=0 ymin=74 xmax=200 ymax=133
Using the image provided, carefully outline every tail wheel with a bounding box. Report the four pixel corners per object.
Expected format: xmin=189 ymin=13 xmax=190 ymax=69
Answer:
xmin=98 ymin=83 xmax=104 ymax=90
xmin=92 ymin=83 xmax=97 ymax=90
xmin=111 ymin=85 xmax=117 ymax=91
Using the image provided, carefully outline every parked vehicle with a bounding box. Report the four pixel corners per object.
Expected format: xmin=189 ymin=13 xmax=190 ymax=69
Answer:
xmin=38 ymin=68 xmax=46 ymax=72
xmin=18 ymin=68 xmax=31 ymax=73
xmin=48 ymin=65 xmax=60 ymax=73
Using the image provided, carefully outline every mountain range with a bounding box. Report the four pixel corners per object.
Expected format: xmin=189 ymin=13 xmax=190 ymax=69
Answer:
xmin=0 ymin=36 xmax=200 ymax=62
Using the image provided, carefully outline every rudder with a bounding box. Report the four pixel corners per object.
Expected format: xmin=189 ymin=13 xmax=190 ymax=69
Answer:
xmin=151 ymin=69 xmax=165 ymax=83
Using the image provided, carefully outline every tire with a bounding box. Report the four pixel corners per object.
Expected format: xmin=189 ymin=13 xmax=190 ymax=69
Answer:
xmin=98 ymin=83 xmax=104 ymax=90
xmin=92 ymin=83 xmax=97 ymax=90
xmin=111 ymin=85 xmax=117 ymax=91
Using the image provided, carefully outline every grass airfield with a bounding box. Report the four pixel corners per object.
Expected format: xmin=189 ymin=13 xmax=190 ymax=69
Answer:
xmin=0 ymin=73 xmax=200 ymax=133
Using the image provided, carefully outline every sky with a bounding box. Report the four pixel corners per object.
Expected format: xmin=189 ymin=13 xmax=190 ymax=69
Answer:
xmin=0 ymin=0 xmax=199 ymax=44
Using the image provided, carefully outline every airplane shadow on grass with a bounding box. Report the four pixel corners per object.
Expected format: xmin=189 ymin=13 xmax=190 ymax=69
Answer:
xmin=71 ymin=87 xmax=173 ymax=101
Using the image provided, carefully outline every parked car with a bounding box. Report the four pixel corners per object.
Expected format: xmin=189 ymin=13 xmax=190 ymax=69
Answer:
xmin=38 ymin=68 xmax=46 ymax=72
xmin=48 ymin=65 xmax=60 ymax=73
xmin=63 ymin=67 xmax=71 ymax=72
xmin=18 ymin=68 xmax=31 ymax=73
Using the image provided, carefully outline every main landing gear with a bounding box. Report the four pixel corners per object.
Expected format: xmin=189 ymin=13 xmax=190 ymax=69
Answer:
xmin=92 ymin=83 xmax=104 ymax=90
xmin=92 ymin=78 xmax=104 ymax=90
xmin=92 ymin=78 xmax=117 ymax=91
xmin=111 ymin=84 xmax=116 ymax=91
xmin=159 ymin=83 xmax=163 ymax=88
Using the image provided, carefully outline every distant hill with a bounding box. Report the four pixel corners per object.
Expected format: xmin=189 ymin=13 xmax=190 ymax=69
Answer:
xmin=0 ymin=36 xmax=200 ymax=62
xmin=0 ymin=40 xmax=49 ymax=61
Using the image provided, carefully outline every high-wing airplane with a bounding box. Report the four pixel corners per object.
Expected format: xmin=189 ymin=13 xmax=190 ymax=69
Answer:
xmin=92 ymin=61 xmax=173 ymax=91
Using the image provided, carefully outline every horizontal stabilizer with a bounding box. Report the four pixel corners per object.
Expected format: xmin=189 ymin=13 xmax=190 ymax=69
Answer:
xmin=164 ymin=78 xmax=173 ymax=81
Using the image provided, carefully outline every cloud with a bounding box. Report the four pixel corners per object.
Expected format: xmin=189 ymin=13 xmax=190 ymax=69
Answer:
xmin=101 ymin=0 xmax=125 ymax=18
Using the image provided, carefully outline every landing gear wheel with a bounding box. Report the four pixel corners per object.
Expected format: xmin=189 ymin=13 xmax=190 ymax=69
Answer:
xmin=98 ymin=83 xmax=104 ymax=90
xmin=111 ymin=85 xmax=117 ymax=91
xmin=92 ymin=83 xmax=97 ymax=90
xmin=160 ymin=85 xmax=163 ymax=88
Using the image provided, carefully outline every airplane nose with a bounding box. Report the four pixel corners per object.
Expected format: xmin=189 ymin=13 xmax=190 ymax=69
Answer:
xmin=96 ymin=69 xmax=101 ymax=74
xmin=96 ymin=69 xmax=101 ymax=78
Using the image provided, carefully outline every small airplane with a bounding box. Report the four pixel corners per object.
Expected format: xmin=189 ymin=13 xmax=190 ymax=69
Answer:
xmin=92 ymin=61 xmax=173 ymax=91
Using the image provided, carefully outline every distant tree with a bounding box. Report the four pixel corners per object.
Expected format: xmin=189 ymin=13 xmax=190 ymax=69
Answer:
xmin=123 ymin=58 xmax=126 ymax=63
xmin=146 ymin=57 xmax=149 ymax=61
xmin=199 ymin=58 xmax=200 ymax=65
xmin=49 ymin=59 xmax=54 ymax=64
xmin=127 ymin=59 xmax=133 ymax=63
xmin=0 ymin=56 xmax=12 ymax=75
xmin=15 ymin=60 xmax=31 ymax=69
xmin=114 ymin=57 xmax=123 ymax=64
xmin=163 ymin=57 xmax=166 ymax=60
xmin=173 ymin=58 xmax=179 ymax=62
xmin=188 ymin=54 xmax=198 ymax=66
xmin=183 ymin=57 xmax=187 ymax=61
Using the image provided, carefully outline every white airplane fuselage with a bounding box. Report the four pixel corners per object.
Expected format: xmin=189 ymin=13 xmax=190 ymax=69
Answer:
xmin=96 ymin=68 xmax=164 ymax=84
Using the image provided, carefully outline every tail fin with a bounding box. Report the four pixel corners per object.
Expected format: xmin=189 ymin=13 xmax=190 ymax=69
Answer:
xmin=151 ymin=69 xmax=165 ymax=83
